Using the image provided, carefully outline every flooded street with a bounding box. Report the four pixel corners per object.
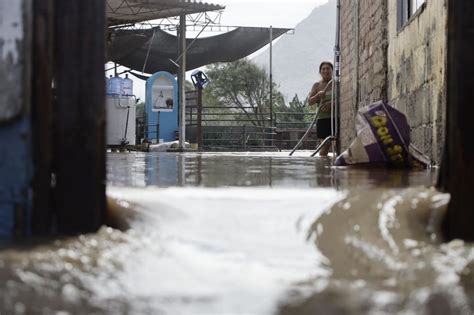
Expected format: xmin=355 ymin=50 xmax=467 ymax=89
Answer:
xmin=106 ymin=151 xmax=436 ymax=189
xmin=2 ymin=151 xmax=474 ymax=314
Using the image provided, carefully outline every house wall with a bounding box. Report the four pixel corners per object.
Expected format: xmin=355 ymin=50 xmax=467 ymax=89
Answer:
xmin=339 ymin=1 xmax=447 ymax=163
xmin=339 ymin=0 xmax=389 ymax=150
xmin=387 ymin=0 xmax=447 ymax=163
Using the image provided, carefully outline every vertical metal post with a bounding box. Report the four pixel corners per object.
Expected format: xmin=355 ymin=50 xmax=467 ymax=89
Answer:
xmin=333 ymin=0 xmax=342 ymax=156
xmin=189 ymin=95 xmax=193 ymax=125
xmin=354 ymin=0 xmax=360 ymax=111
xmin=178 ymin=13 xmax=187 ymax=150
xmin=269 ymin=26 xmax=274 ymax=147
xmin=177 ymin=154 xmax=186 ymax=186
xmin=197 ymin=88 xmax=203 ymax=149
xmin=269 ymin=26 xmax=273 ymax=128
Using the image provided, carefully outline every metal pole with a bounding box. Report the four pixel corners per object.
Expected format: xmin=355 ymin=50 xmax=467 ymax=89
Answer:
xmin=333 ymin=0 xmax=342 ymax=156
xmin=178 ymin=13 xmax=187 ymax=150
xmin=197 ymin=88 xmax=203 ymax=149
xmin=269 ymin=26 xmax=273 ymax=128
xmin=269 ymin=26 xmax=274 ymax=147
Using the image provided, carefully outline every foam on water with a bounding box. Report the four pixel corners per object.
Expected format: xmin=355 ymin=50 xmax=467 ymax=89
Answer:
xmin=103 ymin=187 xmax=344 ymax=314
xmin=0 ymin=186 xmax=344 ymax=314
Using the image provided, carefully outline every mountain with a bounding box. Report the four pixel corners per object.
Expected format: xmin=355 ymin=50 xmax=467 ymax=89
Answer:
xmin=252 ymin=0 xmax=336 ymax=101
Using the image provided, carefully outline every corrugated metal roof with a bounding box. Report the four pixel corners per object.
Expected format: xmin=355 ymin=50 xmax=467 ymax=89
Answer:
xmin=107 ymin=0 xmax=225 ymax=26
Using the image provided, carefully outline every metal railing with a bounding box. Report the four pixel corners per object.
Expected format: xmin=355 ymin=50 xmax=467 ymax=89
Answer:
xmin=135 ymin=89 xmax=321 ymax=150
xmin=185 ymin=104 xmax=320 ymax=150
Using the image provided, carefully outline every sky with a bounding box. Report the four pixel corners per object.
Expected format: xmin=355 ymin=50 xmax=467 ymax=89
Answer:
xmin=107 ymin=0 xmax=329 ymax=101
xmin=214 ymin=0 xmax=328 ymax=28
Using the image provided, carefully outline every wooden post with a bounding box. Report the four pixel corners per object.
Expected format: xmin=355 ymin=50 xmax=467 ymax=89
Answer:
xmin=53 ymin=0 xmax=106 ymax=234
xmin=438 ymin=2 xmax=474 ymax=240
xmin=31 ymin=0 xmax=54 ymax=235
xmin=197 ymin=88 xmax=203 ymax=149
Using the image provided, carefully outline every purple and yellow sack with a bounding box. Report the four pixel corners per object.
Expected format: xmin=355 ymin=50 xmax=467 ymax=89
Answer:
xmin=335 ymin=101 xmax=430 ymax=169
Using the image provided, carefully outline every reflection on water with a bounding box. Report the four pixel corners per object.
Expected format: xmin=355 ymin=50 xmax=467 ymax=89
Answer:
xmin=107 ymin=151 xmax=437 ymax=189
xmin=2 ymin=151 xmax=458 ymax=315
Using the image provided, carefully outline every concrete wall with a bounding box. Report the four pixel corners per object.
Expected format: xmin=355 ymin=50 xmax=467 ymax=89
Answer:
xmin=386 ymin=1 xmax=447 ymax=163
xmin=0 ymin=0 xmax=30 ymax=122
xmin=339 ymin=0 xmax=389 ymax=149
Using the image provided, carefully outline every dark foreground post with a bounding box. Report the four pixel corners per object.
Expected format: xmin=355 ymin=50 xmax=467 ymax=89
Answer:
xmin=438 ymin=2 xmax=474 ymax=240
xmin=53 ymin=0 xmax=106 ymax=234
xmin=31 ymin=0 xmax=54 ymax=235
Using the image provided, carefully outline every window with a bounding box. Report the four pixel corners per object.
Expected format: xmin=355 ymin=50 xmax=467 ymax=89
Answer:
xmin=397 ymin=0 xmax=426 ymax=30
xmin=412 ymin=0 xmax=425 ymax=11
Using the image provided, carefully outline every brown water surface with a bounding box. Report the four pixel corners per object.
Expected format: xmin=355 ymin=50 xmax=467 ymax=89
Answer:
xmin=3 ymin=151 xmax=469 ymax=315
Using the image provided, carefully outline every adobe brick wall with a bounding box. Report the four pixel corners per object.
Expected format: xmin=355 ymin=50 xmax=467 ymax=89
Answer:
xmin=339 ymin=0 xmax=389 ymax=150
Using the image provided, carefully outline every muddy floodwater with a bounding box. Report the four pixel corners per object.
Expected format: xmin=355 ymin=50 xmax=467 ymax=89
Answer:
xmin=2 ymin=151 xmax=474 ymax=314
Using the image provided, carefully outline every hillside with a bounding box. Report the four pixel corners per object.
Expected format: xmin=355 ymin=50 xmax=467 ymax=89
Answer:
xmin=253 ymin=0 xmax=336 ymax=101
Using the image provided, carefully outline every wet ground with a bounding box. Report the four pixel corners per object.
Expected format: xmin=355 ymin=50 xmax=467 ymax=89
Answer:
xmin=2 ymin=151 xmax=473 ymax=314
xmin=106 ymin=151 xmax=436 ymax=189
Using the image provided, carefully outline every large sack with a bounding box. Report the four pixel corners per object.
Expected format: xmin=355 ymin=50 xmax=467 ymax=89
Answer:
xmin=335 ymin=101 xmax=430 ymax=168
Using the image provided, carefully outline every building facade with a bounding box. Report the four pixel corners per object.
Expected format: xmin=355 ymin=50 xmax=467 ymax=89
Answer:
xmin=339 ymin=0 xmax=447 ymax=163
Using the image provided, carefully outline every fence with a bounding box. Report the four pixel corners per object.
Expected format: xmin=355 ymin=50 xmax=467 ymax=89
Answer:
xmin=185 ymin=90 xmax=320 ymax=150
xmin=135 ymin=90 xmax=322 ymax=150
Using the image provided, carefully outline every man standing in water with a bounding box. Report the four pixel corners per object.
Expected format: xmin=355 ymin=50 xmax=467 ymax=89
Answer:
xmin=308 ymin=61 xmax=334 ymax=157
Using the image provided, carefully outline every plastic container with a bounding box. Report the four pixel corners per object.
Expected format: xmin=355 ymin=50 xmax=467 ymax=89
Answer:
xmin=106 ymin=75 xmax=113 ymax=94
xmin=108 ymin=75 xmax=123 ymax=95
xmin=122 ymin=73 xmax=133 ymax=96
xmin=105 ymin=96 xmax=136 ymax=145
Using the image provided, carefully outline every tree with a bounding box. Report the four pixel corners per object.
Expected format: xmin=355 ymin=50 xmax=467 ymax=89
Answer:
xmin=204 ymin=59 xmax=285 ymax=127
xmin=277 ymin=94 xmax=312 ymax=127
xmin=185 ymin=79 xmax=195 ymax=91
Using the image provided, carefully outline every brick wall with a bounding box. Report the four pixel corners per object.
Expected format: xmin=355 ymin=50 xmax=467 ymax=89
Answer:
xmin=339 ymin=0 xmax=388 ymax=150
